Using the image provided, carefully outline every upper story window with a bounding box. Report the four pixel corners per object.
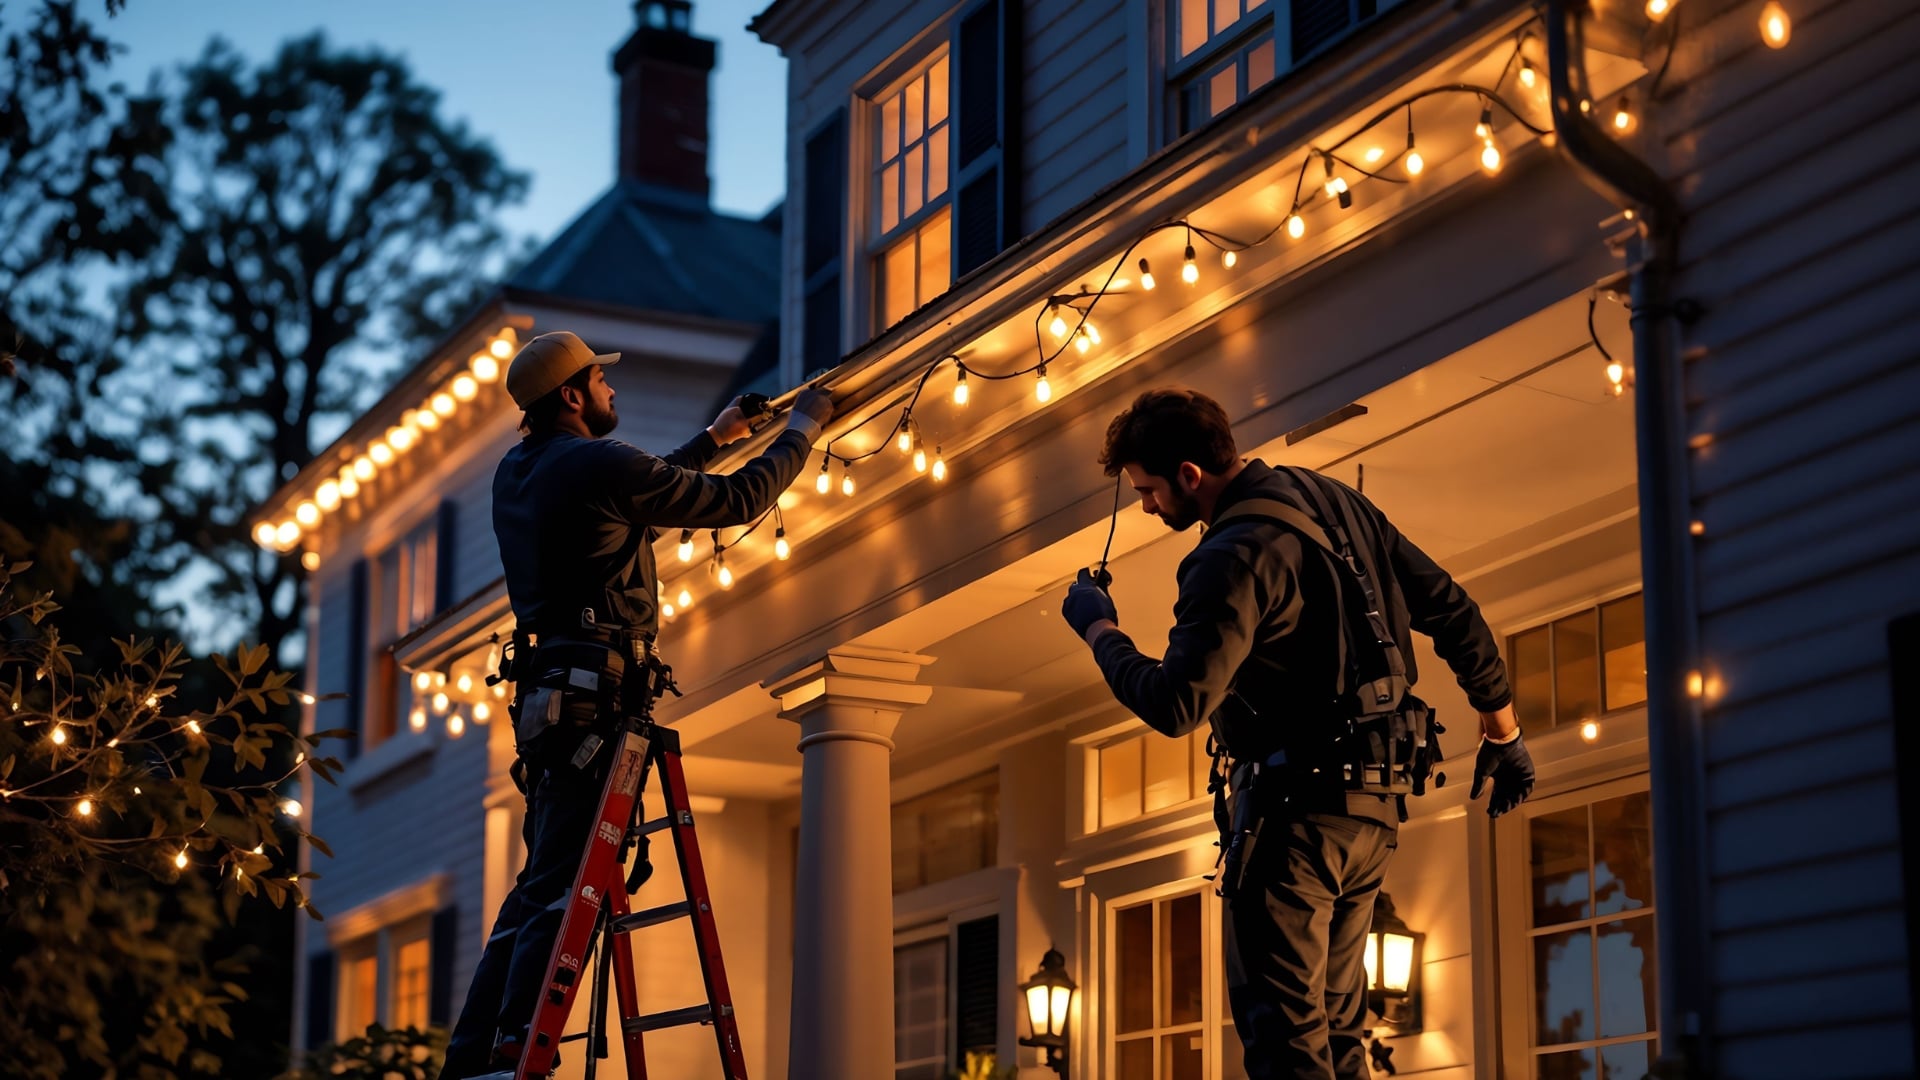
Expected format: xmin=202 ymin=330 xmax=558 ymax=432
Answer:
xmin=1097 ymin=727 xmax=1211 ymax=830
xmin=1166 ymin=0 xmax=1394 ymax=141
xmin=1508 ymin=592 xmax=1647 ymax=734
xmin=891 ymin=771 xmax=999 ymax=894
xmin=872 ymin=50 xmax=955 ymax=331
xmin=365 ymin=517 xmax=440 ymax=749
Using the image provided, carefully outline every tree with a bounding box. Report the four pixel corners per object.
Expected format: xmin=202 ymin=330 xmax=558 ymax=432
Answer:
xmin=0 ymin=562 xmax=347 ymax=1077
xmin=88 ymin=32 xmax=528 ymax=662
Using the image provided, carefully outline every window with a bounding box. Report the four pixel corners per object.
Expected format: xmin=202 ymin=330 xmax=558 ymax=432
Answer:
xmin=1508 ymin=593 xmax=1647 ymax=732
xmin=873 ymin=51 xmax=954 ymax=331
xmin=338 ymin=951 xmax=379 ymax=1042
xmin=331 ymin=916 xmax=441 ymax=1040
xmin=895 ymin=914 xmax=1000 ymax=1079
xmin=1111 ymin=891 xmax=1243 ymax=1080
xmin=1098 ymin=728 xmax=1212 ymax=829
xmin=892 ymin=772 xmax=999 ymax=894
xmin=896 ymin=938 xmax=949 ymax=1080
xmin=1166 ymin=0 xmax=1398 ymax=140
xmin=392 ymin=931 xmax=432 ymax=1031
xmin=1522 ymin=789 xmax=1658 ymax=1078
xmin=367 ymin=518 xmax=440 ymax=747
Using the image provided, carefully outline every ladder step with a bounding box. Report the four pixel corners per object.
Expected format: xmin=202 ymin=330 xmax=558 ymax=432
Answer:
xmin=611 ymin=900 xmax=691 ymax=933
xmin=633 ymin=809 xmax=691 ymax=838
xmin=623 ymin=1003 xmax=731 ymax=1034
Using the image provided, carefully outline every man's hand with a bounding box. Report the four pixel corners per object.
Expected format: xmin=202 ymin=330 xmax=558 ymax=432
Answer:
xmin=708 ymin=397 xmax=753 ymax=445
xmin=792 ymin=387 xmax=834 ymax=428
xmin=1061 ymin=567 xmax=1118 ymax=641
xmin=1469 ymin=733 xmax=1535 ymax=819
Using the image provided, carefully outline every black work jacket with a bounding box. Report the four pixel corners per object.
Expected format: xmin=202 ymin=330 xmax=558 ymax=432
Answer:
xmin=1091 ymin=460 xmax=1511 ymax=821
xmin=492 ymin=424 xmax=813 ymax=637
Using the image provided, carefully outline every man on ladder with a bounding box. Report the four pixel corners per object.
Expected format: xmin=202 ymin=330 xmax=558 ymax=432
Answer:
xmin=438 ymin=330 xmax=833 ymax=1080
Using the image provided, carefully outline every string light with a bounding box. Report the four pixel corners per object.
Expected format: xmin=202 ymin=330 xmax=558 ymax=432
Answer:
xmin=492 ymin=683 xmax=507 ymax=699
xmin=338 ymin=469 xmax=360 ymax=499
xmin=1222 ymin=249 xmax=1237 ymax=268
xmin=51 ymin=724 xmax=67 ymax=746
xmin=677 ymin=530 xmax=695 ymax=562
xmin=1048 ymin=305 xmax=1069 ymax=339
xmin=1520 ymin=57 xmax=1538 ymax=87
xmin=490 ymin=334 xmax=515 ymax=359
xmin=815 ymin=458 xmax=832 ymax=495
xmin=1181 ymin=243 xmax=1199 ymax=285
xmin=174 ymin=849 xmax=189 ymax=870
xmin=1612 ymin=95 xmax=1636 ymax=134
xmin=410 ymin=706 xmax=428 ymax=731
xmin=432 ymin=691 xmax=450 ymax=713
xmin=1074 ymin=327 xmax=1092 ymax=355
xmin=931 ymin=448 xmax=947 ymax=482
xmin=369 ymin=442 xmax=394 ymax=467
xmin=1084 ymin=321 xmax=1102 ymax=346
xmin=775 ymin=528 xmax=792 ymax=560
xmin=431 ymin=392 xmax=456 ymax=418
xmin=185 ymin=719 xmax=202 ymax=735
xmin=897 ymin=421 xmax=914 ymax=453
xmin=676 ymin=586 xmax=693 ymax=609
xmin=1480 ymin=140 xmax=1504 ymax=174
xmin=414 ymin=406 xmax=440 ymax=432
xmin=1580 ymin=720 xmax=1600 ymax=741
xmin=913 ymin=443 xmax=928 ymax=473
xmin=386 ymin=425 xmax=415 ymax=453
xmin=455 ymin=673 xmax=473 ymax=694
xmin=1645 ymin=0 xmax=1670 ymax=20
xmin=282 ymin=798 xmax=303 ymax=818
xmin=1364 ymin=146 xmax=1385 ymax=163
xmin=1403 ymin=105 xmax=1424 ymax=177
xmin=452 ymin=374 xmax=478 ymax=402
xmin=953 ymin=368 xmax=969 ymax=406
xmin=1475 ymin=103 xmax=1493 ymax=139
xmin=447 ymin=712 xmax=465 ymax=737
xmin=1607 ymin=360 xmax=1627 ymax=394
xmin=299 ymin=692 xmax=317 ymax=705
xmin=1287 ymin=214 xmax=1306 ymax=240
xmin=315 ymin=480 xmax=341 ymax=511
xmin=253 ymin=523 xmax=277 ymax=547
xmin=1760 ymin=1 xmax=1790 ymax=46
xmin=275 ymin=521 xmax=300 ymax=549
xmin=841 ymin=464 xmax=855 ymax=497
xmin=662 ymin=602 xmax=677 ymax=619
xmin=413 ymin=671 xmax=433 ymax=692
xmin=716 ymin=552 xmax=735 ymax=589
xmin=1035 ymin=365 xmax=1053 ymax=403
xmin=1138 ymin=258 xmax=1156 ymax=290
xmin=471 ymin=352 xmax=501 ymax=383
xmin=76 ymin=798 xmax=94 ymax=817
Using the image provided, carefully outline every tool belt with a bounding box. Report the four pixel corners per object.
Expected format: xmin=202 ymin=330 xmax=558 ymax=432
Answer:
xmin=495 ymin=610 xmax=677 ymax=791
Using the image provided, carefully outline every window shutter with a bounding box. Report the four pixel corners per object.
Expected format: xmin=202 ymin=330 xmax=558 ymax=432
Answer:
xmin=306 ymin=949 xmax=336 ymax=1049
xmin=952 ymin=0 xmax=1022 ymax=277
xmin=429 ymin=905 xmax=459 ymax=1026
xmin=1292 ymin=0 xmax=1356 ymax=62
xmin=954 ymin=915 xmax=999 ymax=1059
xmin=435 ymin=499 xmax=458 ymax=614
xmin=801 ymin=110 xmax=847 ymax=374
xmin=345 ymin=558 xmax=368 ymax=759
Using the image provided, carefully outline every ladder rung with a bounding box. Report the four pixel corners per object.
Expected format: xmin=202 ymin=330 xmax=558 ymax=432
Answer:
xmin=623 ymin=1003 xmax=729 ymax=1034
xmin=611 ymin=901 xmax=691 ymax=933
xmin=633 ymin=810 xmax=689 ymax=838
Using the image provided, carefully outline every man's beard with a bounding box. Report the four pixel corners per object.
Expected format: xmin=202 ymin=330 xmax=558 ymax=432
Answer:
xmin=583 ymin=399 xmax=619 ymax=437
xmin=1158 ymin=486 xmax=1203 ymax=531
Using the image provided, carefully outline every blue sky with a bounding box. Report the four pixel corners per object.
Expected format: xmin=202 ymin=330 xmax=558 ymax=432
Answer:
xmin=101 ymin=0 xmax=789 ymax=238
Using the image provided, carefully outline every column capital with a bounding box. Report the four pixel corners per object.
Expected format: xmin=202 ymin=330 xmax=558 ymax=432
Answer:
xmin=762 ymin=645 xmax=936 ymax=725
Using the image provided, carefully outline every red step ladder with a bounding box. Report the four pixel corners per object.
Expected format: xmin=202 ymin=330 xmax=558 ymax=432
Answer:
xmin=512 ymin=721 xmax=749 ymax=1080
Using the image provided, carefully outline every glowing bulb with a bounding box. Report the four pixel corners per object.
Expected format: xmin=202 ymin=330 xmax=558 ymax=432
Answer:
xmin=1287 ymin=214 xmax=1305 ymax=240
xmin=253 ymin=844 xmax=265 ymax=854
xmin=76 ymin=798 xmax=93 ymax=817
xmin=338 ymin=469 xmax=360 ymax=499
xmin=677 ymin=586 xmax=693 ymax=609
xmin=432 ymin=392 xmax=456 ymax=417
xmin=1138 ymin=258 xmax=1156 ymax=290
xmin=316 ymin=481 xmax=341 ymax=511
xmin=296 ymin=500 xmax=321 ymax=526
xmin=409 ymin=706 xmax=428 ymax=731
xmin=369 ymin=442 xmax=394 ymax=468
xmin=282 ymin=799 xmax=303 ymax=818
xmin=490 ymin=334 xmax=514 ymax=359
xmin=1645 ymin=0 xmax=1670 ymax=19
xmin=492 ymin=683 xmax=507 ymax=699
xmin=387 ymin=425 xmax=414 ymax=453
xmin=301 ymin=551 xmax=321 ymax=571
xmin=1613 ymin=96 xmax=1635 ymax=133
xmin=677 ymin=531 xmax=695 ymax=562
xmin=1606 ymin=361 xmax=1626 ymax=386
xmin=662 ymin=603 xmax=677 ymax=619
xmin=1580 ymin=720 xmax=1600 ymax=742
xmin=775 ymin=529 xmax=791 ymax=560
xmin=1520 ymin=59 xmax=1538 ymax=88
xmin=913 ymin=447 xmax=927 ymax=473
xmin=414 ymin=406 xmax=440 ymax=431
xmin=471 ymin=353 xmax=500 ymax=382
xmin=1690 ymin=520 xmax=1706 ymax=536
xmin=1085 ymin=321 xmax=1101 ymax=345
xmin=455 ymin=673 xmax=473 ymax=694
xmin=1324 ymin=176 xmax=1349 ymax=200
xmin=1048 ymin=307 xmax=1069 ymax=339
xmin=1687 ymin=670 xmax=1705 ymax=698
xmin=276 ymin=521 xmax=300 ymax=549
xmin=253 ymin=522 xmax=277 ymax=547
xmin=1760 ymin=1 xmax=1789 ymax=46
xmin=1222 ymin=249 xmax=1237 ymax=268
xmin=447 ymin=713 xmax=465 ymax=737
xmin=1181 ymin=244 xmax=1199 ymax=285
xmin=841 ymin=468 xmax=855 ymax=497
xmin=1475 ymin=105 xmax=1493 ymax=139
xmin=51 ymin=725 xmax=67 ymax=746
xmin=432 ymin=692 xmax=450 ymax=713
xmin=299 ymin=693 xmax=316 ymax=705
xmin=174 ymin=849 xmax=189 ymax=870
xmin=413 ymin=671 xmax=433 ymax=692
xmin=954 ymin=369 xmax=969 ymax=406
xmin=1074 ymin=328 xmax=1091 ymax=355
xmin=1364 ymin=146 xmax=1384 ymax=164
xmin=898 ymin=425 xmax=913 ymax=453
xmin=717 ymin=560 xmax=735 ymax=589
xmin=186 ymin=719 xmax=202 ymax=735
xmin=1406 ymin=150 xmax=1424 ymax=177
xmin=452 ymin=374 xmax=478 ymax=402
xmin=1480 ymin=141 xmax=1503 ymax=173
xmin=931 ymin=448 xmax=947 ymax=482
xmin=1035 ymin=368 xmax=1052 ymax=403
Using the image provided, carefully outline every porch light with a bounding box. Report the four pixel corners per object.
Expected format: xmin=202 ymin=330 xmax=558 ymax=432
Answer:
xmin=1364 ymin=893 xmax=1423 ymax=1032
xmin=1759 ymin=1 xmax=1790 ymax=46
xmin=1018 ymin=947 xmax=1077 ymax=1077
xmin=1137 ymin=257 xmax=1156 ymax=290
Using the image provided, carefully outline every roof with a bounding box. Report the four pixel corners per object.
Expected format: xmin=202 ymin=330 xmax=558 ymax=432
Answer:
xmin=509 ymin=181 xmax=782 ymax=324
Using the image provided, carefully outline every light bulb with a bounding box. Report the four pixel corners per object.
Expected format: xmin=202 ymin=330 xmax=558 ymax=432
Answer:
xmin=76 ymin=798 xmax=93 ymax=817
xmin=1181 ymin=244 xmax=1199 ymax=285
xmin=413 ymin=671 xmax=433 ymax=692
xmin=717 ymin=559 xmax=734 ymax=589
xmin=677 ymin=586 xmax=693 ymax=609
xmin=661 ymin=602 xmax=676 ymax=619
xmin=677 ymin=531 xmax=694 ymax=562
xmin=434 ymin=672 xmax=447 ymax=689
xmin=1138 ymin=257 xmax=1156 ymax=290
xmin=775 ymin=529 xmax=791 ymax=560
xmin=455 ymin=673 xmax=473 ymax=694
xmin=954 ymin=369 xmax=969 ymax=405
xmin=353 ymin=455 xmax=375 ymax=481
xmin=186 ymin=719 xmax=202 ymax=735
xmin=370 ymin=443 xmax=395 ymax=468
xmin=51 ymin=725 xmax=67 ymax=746
xmin=471 ymin=352 xmax=500 ymax=382
xmin=282 ymin=798 xmax=303 ymax=818
xmin=931 ymin=449 xmax=947 ymax=481
xmin=447 ymin=713 xmax=465 ymax=738
xmin=1048 ymin=306 xmax=1069 ymax=339
xmin=432 ymin=392 xmax=456 ymax=417
xmin=276 ymin=521 xmax=300 ymax=549
xmin=1760 ymin=1 xmax=1789 ymax=46
xmin=1475 ymin=105 xmax=1493 ymax=139
xmin=473 ymin=701 xmax=492 ymax=723
xmin=1580 ymin=720 xmax=1600 ymax=742
xmin=432 ymin=692 xmax=450 ymax=713
xmin=1324 ymin=176 xmax=1349 ymax=200
xmin=1406 ymin=149 xmax=1424 ymax=177
xmin=253 ymin=522 xmax=277 ymax=547
xmin=1035 ymin=367 xmax=1052 ymax=403
xmin=1645 ymin=0 xmax=1670 ymax=19
xmin=1287 ymin=214 xmax=1306 ymax=240
xmin=914 ymin=447 xmax=927 ymax=473
xmin=898 ymin=425 xmax=914 ymax=453
xmin=316 ymin=480 xmax=341 ymax=511
xmin=1222 ymin=249 xmax=1237 ymax=268
xmin=338 ymin=469 xmax=360 ymax=499
xmin=1480 ymin=141 xmax=1503 ymax=173
xmin=490 ymin=335 xmax=514 ymax=359
xmin=1085 ymin=321 xmax=1101 ymax=345
xmin=410 ymin=706 xmax=428 ymax=731
xmin=1520 ymin=59 xmax=1538 ymax=87
xmin=1074 ymin=328 xmax=1091 ymax=355
xmin=841 ymin=469 xmax=855 ymax=497
xmin=387 ymin=425 xmax=414 ymax=453
xmin=452 ymin=374 xmax=478 ymax=402
xmin=1613 ymin=96 xmax=1635 ymax=133
xmin=816 ymin=461 xmax=832 ymax=494
xmin=492 ymin=683 xmax=506 ymax=699
xmin=174 ymin=849 xmax=189 ymax=870
xmin=414 ymin=406 xmax=439 ymax=431
xmin=301 ymin=550 xmax=321 ymax=571
xmin=1364 ymin=146 xmax=1384 ymax=163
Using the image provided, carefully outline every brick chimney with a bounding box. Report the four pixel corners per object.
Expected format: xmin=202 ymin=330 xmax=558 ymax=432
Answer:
xmin=613 ymin=0 xmax=716 ymax=199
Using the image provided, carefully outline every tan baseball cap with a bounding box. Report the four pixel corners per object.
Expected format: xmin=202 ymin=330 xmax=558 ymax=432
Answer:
xmin=505 ymin=331 xmax=621 ymax=409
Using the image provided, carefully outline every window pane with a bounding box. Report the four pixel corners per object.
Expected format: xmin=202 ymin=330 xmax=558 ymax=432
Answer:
xmin=1163 ymin=894 xmax=1203 ymax=1026
xmin=894 ymin=939 xmax=947 ymax=1069
xmin=1592 ymin=792 xmax=1654 ymax=915
xmin=1208 ymin=64 xmax=1238 ymax=118
xmin=892 ymin=803 xmax=925 ymax=893
xmin=926 ymin=122 xmax=950 ymax=201
xmin=1179 ymin=0 xmax=1210 ymax=56
xmin=341 ymin=954 xmax=378 ymax=1038
xmin=928 ymin=56 xmax=950 ymax=127
xmin=1534 ymin=927 xmax=1595 ymax=1045
xmin=1144 ymin=733 xmax=1192 ymax=813
xmin=1597 ymin=917 xmax=1658 ymax=1038
xmin=1553 ymin=609 xmax=1601 ymax=727
xmin=1163 ymin=1032 xmax=1204 ymax=1080
xmin=905 ymin=71 xmax=926 ymax=144
xmin=881 ymin=233 xmax=917 ymax=328
xmin=1600 ymin=1039 xmax=1654 ymax=1080
xmin=881 ymin=93 xmax=901 ymax=163
xmin=394 ymin=936 xmax=430 ymax=1030
xmin=1601 ymin=594 xmax=1647 ymax=711
xmin=1117 ymin=903 xmax=1155 ymax=1033
xmin=918 ymin=209 xmax=951 ymax=303
xmin=881 ymin=162 xmax=901 ymax=233
xmin=1118 ymin=1038 xmax=1154 ymax=1080
xmin=903 ymin=144 xmax=926 ymax=218
xmin=1247 ymin=37 xmax=1276 ymax=92
xmin=1101 ymin=737 xmax=1145 ymax=827
xmin=1531 ymin=806 xmax=1592 ymax=926
xmin=1510 ymin=627 xmax=1553 ymax=731
xmin=1539 ymin=1047 xmax=1597 ymax=1080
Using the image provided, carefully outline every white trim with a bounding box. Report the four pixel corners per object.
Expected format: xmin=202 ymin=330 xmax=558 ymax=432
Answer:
xmin=327 ymin=871 xmax=453 ymax=949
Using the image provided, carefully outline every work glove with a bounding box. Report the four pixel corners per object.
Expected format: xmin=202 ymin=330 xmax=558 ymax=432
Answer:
xmin=1470 ymin=733 xmax=1535 ymax=818
xmin=1061 ymin=567 xmax=1118 ymax=640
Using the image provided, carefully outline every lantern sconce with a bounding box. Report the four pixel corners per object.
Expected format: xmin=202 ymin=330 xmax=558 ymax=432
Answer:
xmin=1018 ymin=946 xmax=1077 ymax=1077
xmin=1364 ymin=892 xmax=1424 ymax=1035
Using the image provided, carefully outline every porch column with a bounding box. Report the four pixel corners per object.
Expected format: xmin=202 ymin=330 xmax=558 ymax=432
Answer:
xmin=764 ymin=646 xmax=934 ymax=1080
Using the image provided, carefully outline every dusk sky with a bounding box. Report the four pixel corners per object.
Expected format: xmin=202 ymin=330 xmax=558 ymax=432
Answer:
xmin=101 ymin=0 xmax=790 ymax=238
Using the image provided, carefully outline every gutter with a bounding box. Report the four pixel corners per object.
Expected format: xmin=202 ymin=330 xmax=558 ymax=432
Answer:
xmin=1544 ymin=0 xmax=1711 ymax=1074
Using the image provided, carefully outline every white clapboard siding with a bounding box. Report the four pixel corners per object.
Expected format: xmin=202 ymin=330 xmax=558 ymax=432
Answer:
xmin=1654 ymin=0 xmax=1920 ymax=1070
xmin=1021 ymin=0 xmax=1132 ymax=233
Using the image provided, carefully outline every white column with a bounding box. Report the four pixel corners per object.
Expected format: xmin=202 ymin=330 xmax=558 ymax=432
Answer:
xmin=765 ymin=646 xmax=934 ymax=1080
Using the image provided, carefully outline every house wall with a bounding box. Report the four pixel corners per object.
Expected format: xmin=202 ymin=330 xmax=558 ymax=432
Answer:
xmin=1649 ymin=0 xmax=1920 ymax=1071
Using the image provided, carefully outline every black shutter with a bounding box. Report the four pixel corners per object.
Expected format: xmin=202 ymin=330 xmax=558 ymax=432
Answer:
xmin=305 ymin=949 xmax=335 ymax=1049
xmin=429 ymin=905 xmax=459 ymax=1026
xmin=954 ymin=915 xmax=999 ymax=1058
xmin=344 ymin=558 xmax=368 ymax=759
xmin=1292 ymin=0 xmax=1355 ymax=62
xmin=435 ymin=499 xmax=458 ymax=614
xmin=952 ymin=0 xmax=1022 ymax=276
xmin=801 ymin=110 xmax=847 ymax=375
